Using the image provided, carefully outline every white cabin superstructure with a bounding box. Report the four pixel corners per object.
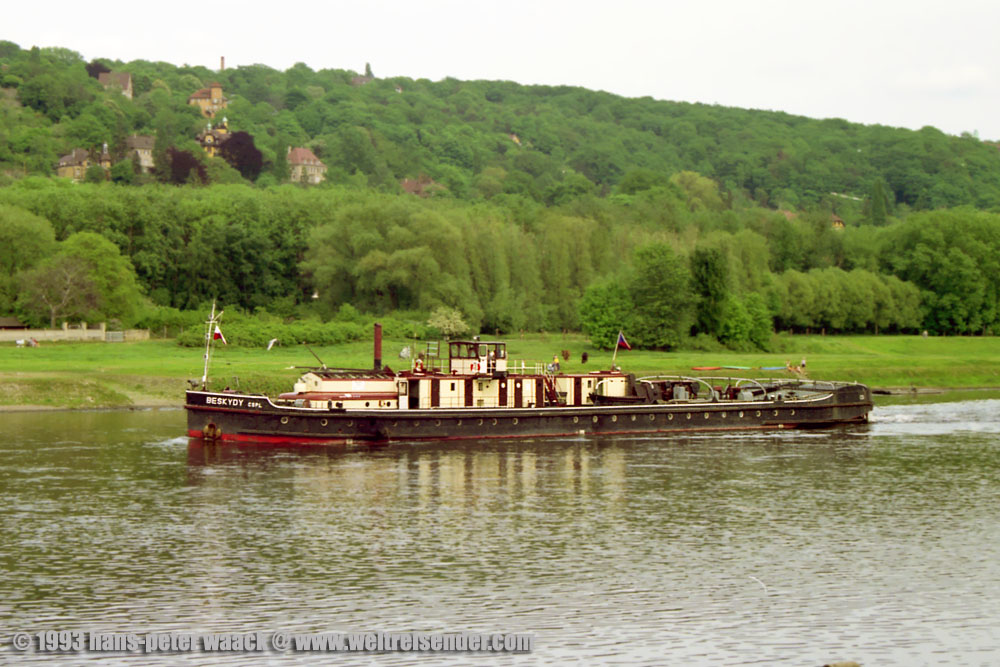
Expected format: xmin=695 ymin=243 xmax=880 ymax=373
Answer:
xmin=281 ymin=339 xmax=630 ymax=411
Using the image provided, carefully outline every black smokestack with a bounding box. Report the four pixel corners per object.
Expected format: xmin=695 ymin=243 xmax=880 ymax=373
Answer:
xmin=374 ymin=322 xmax=382 ymax=371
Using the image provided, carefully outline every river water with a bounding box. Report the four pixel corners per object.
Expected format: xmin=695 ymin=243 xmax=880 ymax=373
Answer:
xmin=2 ymin=400 xmax=999 ymax=665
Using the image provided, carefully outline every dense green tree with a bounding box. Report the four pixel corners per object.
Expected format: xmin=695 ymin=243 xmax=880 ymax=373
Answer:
xmin=625 ymin=243 xmax=694 ymax=349
xmin=690 ymin=246 xmax=730 ymax=336
xmin=218 ymin=130 xmax=263 ymax=181
xmin=578 ymin=277 xmax=632 ymax=350
xmin=60 ymin=232 xmax=145 ymax=324
xmin=17 ymin=254 xmax=99 ymax=327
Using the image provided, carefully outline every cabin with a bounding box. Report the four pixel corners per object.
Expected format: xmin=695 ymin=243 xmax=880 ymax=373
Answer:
xmin=283 ymin=339 xmax=628 ymax=411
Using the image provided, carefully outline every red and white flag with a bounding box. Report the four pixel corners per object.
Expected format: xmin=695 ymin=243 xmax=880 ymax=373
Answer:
xmin=213 ymin=325 xmax=227 ymax=345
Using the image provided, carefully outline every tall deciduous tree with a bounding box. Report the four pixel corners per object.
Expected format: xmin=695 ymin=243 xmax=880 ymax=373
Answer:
xmin=18 ymin=255 xmax=99 ymax=327
xmin=60 ymin=232 xmax=145 ymax=324
xmin=218 ymin=131 xmax=263 ymax=181
xmin=690 ymin=246 xmax=730 ymax=336
xmin=166 ymin=148 xmax=207 ymax=185
xmin=625 ymin=243 xmax=695 ymax=349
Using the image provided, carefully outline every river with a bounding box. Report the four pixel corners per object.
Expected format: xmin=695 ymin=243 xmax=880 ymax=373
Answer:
xmin=1 ymin=400 xmax=999 ymax=665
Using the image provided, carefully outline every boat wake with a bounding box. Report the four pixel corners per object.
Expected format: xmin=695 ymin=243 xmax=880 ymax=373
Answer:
xmin=869 ymin=399 xmax=1000 ymax=435
xmin=146 ymin=436 xmax=189 ymax=448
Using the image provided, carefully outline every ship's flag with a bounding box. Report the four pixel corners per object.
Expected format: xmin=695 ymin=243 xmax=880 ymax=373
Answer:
xmin=213 ymin=325 xmax=227 ymax=345
xmin=617 ymin=331 xmax=631 ymax=350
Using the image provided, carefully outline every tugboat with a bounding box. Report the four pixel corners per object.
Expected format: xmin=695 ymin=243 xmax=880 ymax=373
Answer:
xmin=185 ymin=312 xmax=873 ymax=445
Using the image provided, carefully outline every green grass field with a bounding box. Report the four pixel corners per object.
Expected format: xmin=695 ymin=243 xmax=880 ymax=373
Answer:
xmin=2 ymin=333 xmax=999 ymax=409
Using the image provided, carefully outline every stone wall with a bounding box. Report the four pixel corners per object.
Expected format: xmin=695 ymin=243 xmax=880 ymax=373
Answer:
xmin=0 ymin=322 xmax=150 ymax=343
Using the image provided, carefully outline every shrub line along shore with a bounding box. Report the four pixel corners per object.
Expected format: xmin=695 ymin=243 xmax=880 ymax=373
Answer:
xmin=2 ymin=335 xmax=999 ymax=411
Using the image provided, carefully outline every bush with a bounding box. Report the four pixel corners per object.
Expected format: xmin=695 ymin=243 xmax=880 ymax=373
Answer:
xmin=176 ymin=315 xmax=368 ymax=347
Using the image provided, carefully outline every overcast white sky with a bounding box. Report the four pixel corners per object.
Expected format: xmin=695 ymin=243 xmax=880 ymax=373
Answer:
xmin=8 ymin=0 xmax=1000 ymax=138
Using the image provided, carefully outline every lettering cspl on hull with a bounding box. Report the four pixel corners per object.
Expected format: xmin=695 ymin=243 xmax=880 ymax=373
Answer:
xmin=185 ymin=320 xmax=873 ymax=445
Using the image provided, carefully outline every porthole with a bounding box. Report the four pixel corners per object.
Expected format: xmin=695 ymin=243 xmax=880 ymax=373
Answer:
xmin=649 ymin=414 xmax=656 ymax=421
xmin=720 ymin=412 xmax=726 ymax=419
xmin=478 ymin=418 xmax=483 ymax=426
xmin=492 ymin=418 xmax=498 ymax=426
xmin=790 ymin=409 xmax=795 ymax=416
xmin=512 ymin=418 xmax=518 ymax=425
xmin=365 ymin=402 xmax=370 ymax=407
xmin=435 ymin=419 xmax=441 ymax=427
xmin=773 ymin=410 xmax=779 ymax=416
xmin=704 ymin=412 xmax=710 ymax=419
xmin=347 ymin=420 xmax=353 ymax=427
xmin=755 ymin=410 xmax=761 ymax=417
xmin=611 ymin=415 xmax=618 ymax=422
xmin=686 ymin=413 xmax=692 ymax=420
xmin=457 ymin=419 xmax=462 ymax=426
xmin=414 ymin=420 xmax=420 ymax=427
xmin=592 ymin=416 xmax=599 ymax=423
xmin=739 ymin=411 xmax=744 ymax=418
xmin=320 ymin=419 xmax=328 ymax=427
xmin=859 ymin=393 xmax=865 ymax=401
xmin=280 ymin=416 xmax=288 ymax=424
xmin=630 ymin=415 xmax=636 ymax=421
xmin=667 ymin=413 xmax=673 ymax=421
xmin=573 ymin=416 xmax=579 ymax=423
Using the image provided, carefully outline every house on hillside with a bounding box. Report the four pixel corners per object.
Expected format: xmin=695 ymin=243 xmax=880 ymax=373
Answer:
xmin=400 ymin=175 xmax=446 ymax=198
xmin=831 ymin=214 xmax=845 ymax=230
xmin=287 ymin=147 xmax=327 ymax=184
xmin=57 ymin=148 xmax=91 ymax=181
xmin=98 ymin=72 xmax=133 ymax=100
xmin=196 ymin=118 xmax=230 ymax=157
xmin=126 ymin=135 xmax=155 ymax=173
xmin=97 ymin=143 xmax=112 ymax=171
xmin=188 ymin=82 xmax=228 ymax=118
xmin=0 ymin=316 xmax=26 ymax=330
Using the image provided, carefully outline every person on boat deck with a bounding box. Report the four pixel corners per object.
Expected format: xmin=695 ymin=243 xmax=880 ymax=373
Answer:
xmin=487 ymin=349 xmax=496 ymax=373
xmin=548 ymin=355 xmax=561 ymax=373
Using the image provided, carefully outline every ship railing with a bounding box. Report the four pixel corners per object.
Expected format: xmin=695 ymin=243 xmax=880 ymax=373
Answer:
xmin=508 ymin=360 xmax=547 ymax=375
xmin=637 ymin=375 xmax=722 ymax=402
xmin=639 ymin=375 xmax=852 ymax=401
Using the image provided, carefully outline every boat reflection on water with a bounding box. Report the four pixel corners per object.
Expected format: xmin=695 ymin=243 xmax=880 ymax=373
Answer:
xmin=184 ymin=427 xmax=873 ymax=512
xmin=185 ymin=436 xmax=632 ymax=507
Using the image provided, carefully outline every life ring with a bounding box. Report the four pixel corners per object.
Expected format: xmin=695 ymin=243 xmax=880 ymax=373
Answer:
xmin=414 ymin=358 xmax=424 ymax=372
xmin=471 ymin=362 xmax=479 ymax=372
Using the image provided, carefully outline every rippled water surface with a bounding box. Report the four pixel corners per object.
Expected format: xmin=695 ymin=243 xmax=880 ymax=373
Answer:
xmin=2 ymin=402 xmax=1000 ymax=665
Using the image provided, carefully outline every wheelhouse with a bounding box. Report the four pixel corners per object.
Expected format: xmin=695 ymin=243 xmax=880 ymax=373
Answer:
xmin=448 ymin=340 xmax=507 ymax=376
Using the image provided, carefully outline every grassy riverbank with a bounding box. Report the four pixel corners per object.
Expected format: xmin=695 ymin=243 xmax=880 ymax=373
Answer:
xmin=2 ymin=334 xmax=999 ymax=409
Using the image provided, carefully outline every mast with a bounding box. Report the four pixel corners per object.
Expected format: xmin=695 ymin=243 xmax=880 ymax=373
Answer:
xmin=201 ymin=301 xmax=223 ymax=389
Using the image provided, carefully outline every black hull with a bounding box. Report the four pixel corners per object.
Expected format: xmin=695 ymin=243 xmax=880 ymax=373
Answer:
xmin=185 ymin=386 xmax=873 ymax=444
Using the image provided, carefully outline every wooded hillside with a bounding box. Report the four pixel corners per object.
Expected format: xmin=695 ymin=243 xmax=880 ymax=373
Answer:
xmin=2 ymin=41 xmax=1000 ymax=348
